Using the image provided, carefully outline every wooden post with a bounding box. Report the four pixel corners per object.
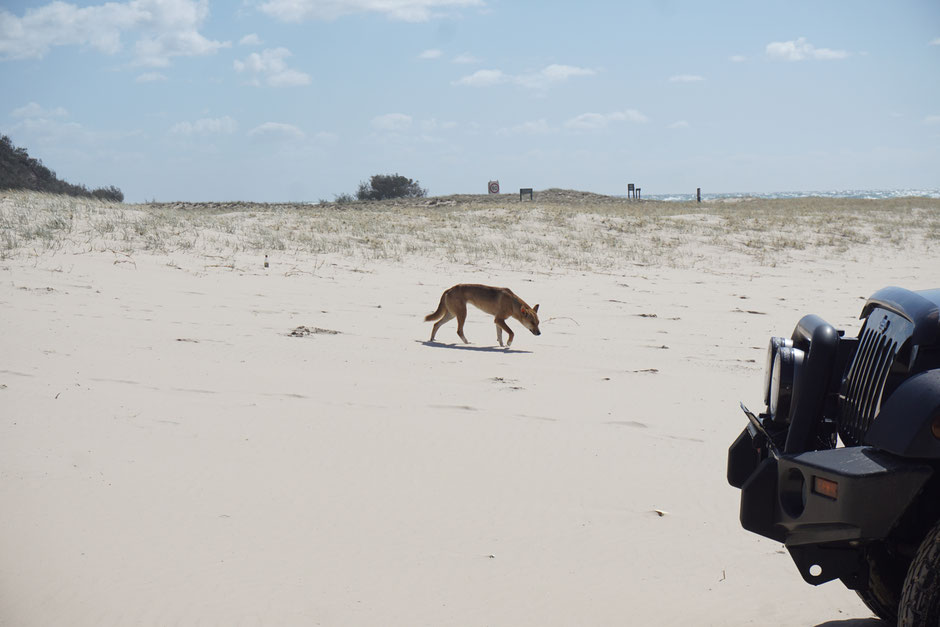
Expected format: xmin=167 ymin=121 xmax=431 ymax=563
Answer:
xmin=636 ymin=188 xmax=641 ymax=200
xmin=696 ymin=187 xmax=701 ymax=203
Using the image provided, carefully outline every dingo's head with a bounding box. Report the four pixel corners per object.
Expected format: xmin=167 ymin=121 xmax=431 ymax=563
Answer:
xmin=521 ymin=304 xmax=541 ymax=336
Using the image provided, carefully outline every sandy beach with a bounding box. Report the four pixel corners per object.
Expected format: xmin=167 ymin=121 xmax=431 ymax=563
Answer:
xmin=2 ymin=189 xmax=939 ymax=626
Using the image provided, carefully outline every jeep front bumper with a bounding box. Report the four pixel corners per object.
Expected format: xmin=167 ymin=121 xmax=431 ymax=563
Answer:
xmin=728 ymin=422 xmax=933 ymax=584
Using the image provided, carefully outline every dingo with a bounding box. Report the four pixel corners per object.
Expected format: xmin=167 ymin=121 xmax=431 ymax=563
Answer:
xmin=425 ymin=284 xmax=540 ymax=347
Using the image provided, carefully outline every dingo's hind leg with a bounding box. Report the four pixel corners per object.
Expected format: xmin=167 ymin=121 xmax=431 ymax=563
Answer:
xmin=430 ymin=312 xmax=455 ymax=342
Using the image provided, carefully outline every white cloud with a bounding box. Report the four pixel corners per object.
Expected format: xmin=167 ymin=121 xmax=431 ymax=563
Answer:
xmin=259 ymin=0 xmax=484 ymax=22
xmin=930 ymin=38 xmax=940 ymax=46
xmin=516 ymin=64 xmax=595 ymax=89
xmin=454 ymin=64 xmax=595 ymax=89
xmin=170 ymin=116 xmax=237 ymax=135
xmin=0 ymin=2 xmax=140 ymax=59
xmin=926 ymin=115 xmax=940 ymax=125
xmin=134 ymin=28 xmax=230 ymax=68
xmin=248 ymin=122 xmax=305 ymax=141
xmin=730 ymin=55 xmax=746 ymax=63
xmin=240 ymin=33 xmax=263 ymax=46
xmin=267 ymin=68 xmax=311 ymax=87
xmin=371 ymin=113 xmax=413 ymax=132
xmin=418 ymin=48 xmax=442 ymax=59
xmin=565 ymin=110 xmax=647 ymax=130
xmin=453 ymin=68 xmax=509 ymax=87
xmin=669 ymin=74 xmax=704 ymax=83
xmin=0 ymin=0 xmax=230 ymax=67
xmin=564 ymin=113 xmax=609 ymax=130
xmin=668 ymin=120 xmax=689 ymax=129
xmin=234 ymin=47 xmax=311 ymax=87
xmin=12 ymin=102 xmax=69 ymax=118
xmin=135 ymin=72 xmax=167 ymax=82
xmin=766 ymin=37 xmax=849 ymax=61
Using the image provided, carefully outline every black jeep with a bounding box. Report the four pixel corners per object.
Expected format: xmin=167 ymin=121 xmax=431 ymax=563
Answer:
xmin=728 ymin=286 xmax=940 ymax=625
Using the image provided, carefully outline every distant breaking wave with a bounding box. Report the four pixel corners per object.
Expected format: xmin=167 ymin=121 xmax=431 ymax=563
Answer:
xmin=641 ymin=189 xmax=940 ymax=202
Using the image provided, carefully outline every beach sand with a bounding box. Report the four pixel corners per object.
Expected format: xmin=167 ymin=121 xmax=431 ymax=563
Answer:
xmin=2 ymin=190 xmax=938 ymax=626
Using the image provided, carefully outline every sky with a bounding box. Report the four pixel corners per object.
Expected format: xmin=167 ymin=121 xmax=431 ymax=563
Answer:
xmin=1 ymin=0 xmax=938 ymax=203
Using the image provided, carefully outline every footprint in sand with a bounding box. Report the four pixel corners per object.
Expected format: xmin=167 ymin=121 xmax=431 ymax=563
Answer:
xmin=607 ymin=420 xmax=648 ymax=429
xmin=490 ymin=376 xmax=524 ymax=391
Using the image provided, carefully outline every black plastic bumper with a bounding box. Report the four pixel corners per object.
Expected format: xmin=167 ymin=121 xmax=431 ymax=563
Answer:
xmin=729 ymin=427 xmax=933 ymax=583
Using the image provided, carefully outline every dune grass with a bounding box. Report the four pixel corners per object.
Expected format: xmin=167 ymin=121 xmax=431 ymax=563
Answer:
xmin=2 ymin=189 xmax=938 ymax=271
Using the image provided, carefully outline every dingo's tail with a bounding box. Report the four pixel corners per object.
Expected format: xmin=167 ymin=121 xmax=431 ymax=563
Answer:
xmin=425 ymin=292 xmax=446 ymax=321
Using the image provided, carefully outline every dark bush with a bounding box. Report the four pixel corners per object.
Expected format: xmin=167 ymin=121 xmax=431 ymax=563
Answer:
xmin=356 ymin=173 xmax=427 ymax=201
xmin=92 ymin=186 xmax=124 ymax=202
xmin=0 ymin=134 xmax=124 ymax=201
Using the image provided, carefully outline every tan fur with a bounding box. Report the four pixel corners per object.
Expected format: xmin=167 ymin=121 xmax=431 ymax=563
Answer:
xmin=425 ymin=284 xmax=541 ymax=347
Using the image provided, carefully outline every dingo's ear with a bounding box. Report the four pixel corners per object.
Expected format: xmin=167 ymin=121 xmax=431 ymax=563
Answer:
xmin=533 ymin=304 xmax=539 ymax=313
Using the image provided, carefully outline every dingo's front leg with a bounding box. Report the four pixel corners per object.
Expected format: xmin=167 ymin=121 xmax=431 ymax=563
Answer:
xmin=495 ymin=318 xmax=514 ymax=347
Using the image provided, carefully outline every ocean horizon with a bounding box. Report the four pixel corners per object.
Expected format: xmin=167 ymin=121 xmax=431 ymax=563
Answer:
xmin=639 ymin=189 xmax=940 ymax=202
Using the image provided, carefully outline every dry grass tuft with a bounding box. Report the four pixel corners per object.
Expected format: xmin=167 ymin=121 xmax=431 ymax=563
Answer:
xmin=2 ymin=189 xmax=938 ymax=271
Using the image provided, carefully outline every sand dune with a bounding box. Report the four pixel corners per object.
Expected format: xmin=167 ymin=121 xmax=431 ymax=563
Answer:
xmin=2 ymin=190 xmax=938 ymax=625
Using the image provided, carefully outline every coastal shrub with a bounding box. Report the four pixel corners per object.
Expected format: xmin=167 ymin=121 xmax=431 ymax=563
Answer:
xmin=91 ymin=185 xmax=124 ymax=202
xmin=356 ymin=173 xmax=427 ymax=201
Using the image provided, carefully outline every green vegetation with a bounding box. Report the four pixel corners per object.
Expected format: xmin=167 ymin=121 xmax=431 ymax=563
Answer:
xmin=0 ymin=135 xmax=123 ymax=202
xmin=355 ymin=173 xmax=427 ymax=201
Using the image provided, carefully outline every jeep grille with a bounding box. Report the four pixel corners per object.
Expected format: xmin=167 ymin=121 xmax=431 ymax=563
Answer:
xmin=839 ymin=309 xmax=913 ymax=446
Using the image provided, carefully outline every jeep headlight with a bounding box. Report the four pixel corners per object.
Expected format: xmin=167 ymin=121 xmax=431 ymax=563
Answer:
xmin=770 ymin=346 xmax=804 ymax=423
xmin=764 ymin=337 xmax=793 ymax=406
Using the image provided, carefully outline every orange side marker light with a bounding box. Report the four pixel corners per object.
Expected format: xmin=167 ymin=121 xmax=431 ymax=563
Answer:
xmin=813 ymin=476 xmax=839 ymax=500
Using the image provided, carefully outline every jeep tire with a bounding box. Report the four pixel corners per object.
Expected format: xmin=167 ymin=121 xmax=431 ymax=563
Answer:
xmin=899 ymin=519 xmax=940 ymax=626
xmin=856 ymin=543 xmax=906 ymax=623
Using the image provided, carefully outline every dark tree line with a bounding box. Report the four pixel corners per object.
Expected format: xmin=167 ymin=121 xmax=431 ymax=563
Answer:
xmin=0 ymin=134 xmax=124 ymax=202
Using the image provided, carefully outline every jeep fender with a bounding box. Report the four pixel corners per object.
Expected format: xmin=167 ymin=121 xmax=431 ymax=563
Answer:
xmin=866 ymin=370 xmax=940 ymax=458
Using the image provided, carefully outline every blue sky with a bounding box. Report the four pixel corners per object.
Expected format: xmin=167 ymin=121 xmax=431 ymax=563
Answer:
xmin=1 ymin=0 xmax=938 ymax=202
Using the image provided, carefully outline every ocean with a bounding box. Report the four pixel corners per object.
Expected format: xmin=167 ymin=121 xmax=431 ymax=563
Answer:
xmin=639 ymin=189 xmax=940 ymax=202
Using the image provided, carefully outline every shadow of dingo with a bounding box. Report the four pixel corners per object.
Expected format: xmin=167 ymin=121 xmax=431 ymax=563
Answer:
xmin=814 ymin=618 xmax=888 ymax=627
xmin=418 ymin=340 xmax=533 ymax=354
